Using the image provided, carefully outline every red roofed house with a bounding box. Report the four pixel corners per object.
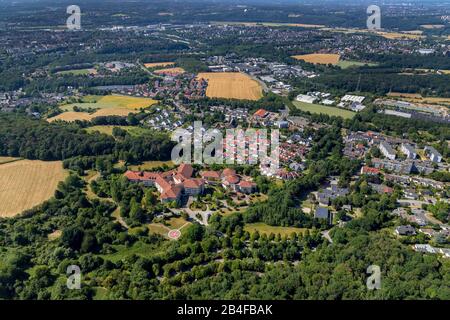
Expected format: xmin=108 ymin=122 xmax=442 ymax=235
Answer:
xmin=361 ymin=166 xmax=380 ymax=176
xmin=200 ymin=170 xmax=222 ymax=182
xmin=221 ymin=169 xmax=240 ymax=191
xmin=125 ymin=163 xmax=202 ymax=203
xmin=160 ymin=185 xmax=183 ymax=203
xmin=237 ymin=180 xmax=257 ymax=194
xmin=253 ymin=108 xmax=268 ymax=119
xmin=124 ymin=171 xmax=160 ymax=187
xmin=183 ymin=178 xmax=205 ymax=196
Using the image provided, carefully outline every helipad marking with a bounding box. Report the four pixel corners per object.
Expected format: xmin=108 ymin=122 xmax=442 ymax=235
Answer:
xmin=168 ymin=229 xmax=181 ymax=240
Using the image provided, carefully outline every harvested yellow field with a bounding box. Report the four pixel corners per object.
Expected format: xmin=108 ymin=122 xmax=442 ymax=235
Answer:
xmin=154 ymin=67 xmax=185 ymax=75
xmin=197 ymin=72 xmax=263 ymax=100
xmin=292 ymin=53 xmax=341 ymax=65
xmin=375 ymin=31 xmax=424 ymax=40
xmin=48 ymin=109 xmax=138 ymax=122
xmin=322 ymin=27 xmax=425 ymax=40
xmin=48 ymin=95 xmax=157 ymax=122
xmin=144 ymin=62 xmax=175 ymax=68
xmin=0 ymin=160 xmax=68 ymax=217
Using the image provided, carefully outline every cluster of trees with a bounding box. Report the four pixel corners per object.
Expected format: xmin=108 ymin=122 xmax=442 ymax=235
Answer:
xmin=190 ymin=93 xmax=287 ymax=113
xmin=316 ymin=68 xmax=450 ymax=97
xmin=0 ymin=114 xmax=173 ymax=163
xmin=245 ymin=126 xmax=360 ymax=228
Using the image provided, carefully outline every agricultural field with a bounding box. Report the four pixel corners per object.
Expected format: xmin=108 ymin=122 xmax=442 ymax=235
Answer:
xmin=323 ymin=27 xmax=425 ymax=40
xmin=244 ymin=223 xmax=308 ymax=238
xmin=144 ymin=62 xmax=175 ymax=68
xmin=374 ymin=31 xmax=424 ymax=40
xmin=293 ymin=101 xmax=355 ymax=119
xmin=292 ymin=53 xmax=341 ymax=65
xmin=0 ymin=160 xmax=68 ymax=217
xmin=197 ymin=72 xmax=263 ymax=101
xmin=48 ymin=95 xmax=157 ymax=122
xmin=154 ymin=67 xmax=185 ymax=75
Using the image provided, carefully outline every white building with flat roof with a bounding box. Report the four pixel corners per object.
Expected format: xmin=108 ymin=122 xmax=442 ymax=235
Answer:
xmin=401 ymin=143 xmax=417 ymax=159
xmin=296 ymin=94 xmax=318 ymax=104
xmin=341 ymin=95 xmax=365 ymax=103
xmin=424 ymin=146 xmax=442 ymax=163
xmin=380 ymin=141 xmax=396 ymax=160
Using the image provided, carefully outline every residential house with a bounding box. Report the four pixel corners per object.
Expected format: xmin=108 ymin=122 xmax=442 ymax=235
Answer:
xmin=395 ymin=225 xmax=416 ymax=236
xmin=401 ymin=144 xmax=417 ymax=159
xmin=379 ymin=141 xmax=396 ymax=160
xmin=424 ymin=146 xmax=442 ymax=163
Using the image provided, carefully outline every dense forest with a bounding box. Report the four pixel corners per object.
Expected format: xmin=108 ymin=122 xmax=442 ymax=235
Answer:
xmin=0 ymin=114 xmax=173 ymax=163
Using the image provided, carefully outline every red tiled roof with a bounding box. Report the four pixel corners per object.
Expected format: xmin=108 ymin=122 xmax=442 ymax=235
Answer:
xmin=223 ymin=174 xmax=240 ymax=184
xmin=155 ymin=176 xmax=172 ymax=191
xmin=222 ymin=168 xmax=236 ymax=177
xmin=160 ymin=185 xmax=182 ymax=200
xmin=383 ymin=186 xmax=394 ymax=194
xmin=361 ymin=166 xmax=380 ymax=175
xmin=183 ymin=178 xmax=204 ymax=189
xmin=254 ymin=109 xmax=268 ymax=118
xmin=238 ymin=180 xmax=256 ymax=188
xmin=124 ymin=170 xmax=160 ymax=181
xmin=178 ymin=163 xmax=193 ymax=178
xmin=200 ymin=171 xmax=221 ymax=179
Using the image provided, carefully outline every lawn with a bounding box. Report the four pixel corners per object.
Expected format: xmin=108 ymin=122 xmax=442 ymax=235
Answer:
xmin=244 ymin=223 xmax=308 ymax=238
xmin=293 ymin=101 xmax=355 ymax=119
xmin=56 ymin=68 xmax=96 ymax=76
xmin=128 ymin=160 xmax=174 ymax=171
xmin=100 ymin=241 xmax=160 ymax=262
xmin=86 ymin=125 xmax=156 ymax=137
xmin=337 ymin=60 xmax=378 ymax=69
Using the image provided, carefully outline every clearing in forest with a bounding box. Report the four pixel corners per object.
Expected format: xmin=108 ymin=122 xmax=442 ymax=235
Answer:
xmin=47 ymin=95 xmax=157 ymax=122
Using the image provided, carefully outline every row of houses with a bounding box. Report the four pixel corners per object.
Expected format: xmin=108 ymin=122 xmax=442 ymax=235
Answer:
xmin=371 ymin=158 xmax=435 ymax=175
xmin=125 ymin=164 xmax=258 ymax=203
xmin=380 ymin=141 xmax=443 ymax=163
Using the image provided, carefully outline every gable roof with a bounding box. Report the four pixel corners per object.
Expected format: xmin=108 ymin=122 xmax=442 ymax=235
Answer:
xmin=177 ymin=163 xmax=194 ymax=178
xmin=254 ymin=109 xmax=268 ymax=118
xmin=124 ymin=170 xmax=160 ymax=181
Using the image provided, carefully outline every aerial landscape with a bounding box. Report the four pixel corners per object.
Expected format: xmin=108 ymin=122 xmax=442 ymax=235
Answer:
xmin=0 ymin=0 xmax=449 ymax=306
